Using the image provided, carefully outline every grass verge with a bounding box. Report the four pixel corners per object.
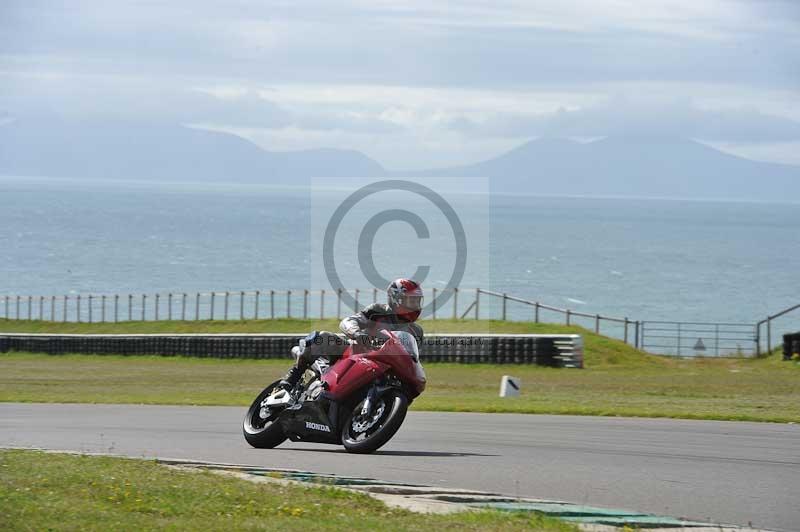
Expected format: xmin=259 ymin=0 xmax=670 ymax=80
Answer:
xmin=0 ymin=449 xmax=575 ymax=531
xmin=1 ymin=350 xmax=796 ymax=422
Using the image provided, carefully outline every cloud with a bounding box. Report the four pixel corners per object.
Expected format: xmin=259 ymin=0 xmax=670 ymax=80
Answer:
xmin=2 ymin=0 xmax=797 ymax=89
xmin=446 ymin=96 xmax=800 ymax=142
xmin=0 ymin=74 xmax=405 ymax=136
xmin=0 ymin=76 xmax=291 ymax=128
xmin=708 ymin=140 xmax=800 ymax=166
xmin=1 ymin=0 xmax=798 ymax=167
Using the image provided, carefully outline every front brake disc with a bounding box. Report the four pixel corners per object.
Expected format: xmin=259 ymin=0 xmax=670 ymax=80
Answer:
xmin=351 ymin=402 xmax=386 ymax=433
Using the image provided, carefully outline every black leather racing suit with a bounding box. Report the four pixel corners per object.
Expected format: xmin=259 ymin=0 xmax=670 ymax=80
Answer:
xmin=339 ymin=303 xmax=424 ymax=345
xmin=281 ymin=303 xmax=424 ymax=386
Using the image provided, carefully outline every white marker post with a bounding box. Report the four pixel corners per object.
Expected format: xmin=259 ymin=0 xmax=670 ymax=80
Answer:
xmin=499 ymin=375 xmax=521 ymax=398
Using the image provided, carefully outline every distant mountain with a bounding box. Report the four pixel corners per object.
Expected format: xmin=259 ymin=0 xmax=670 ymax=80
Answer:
xmin=2 ymin=118 xmax=798 ymax=200
xmin=0 ymin=118 xmax=385 ymax=183
xmin=412 ymin=136 xmax=800 ymax=200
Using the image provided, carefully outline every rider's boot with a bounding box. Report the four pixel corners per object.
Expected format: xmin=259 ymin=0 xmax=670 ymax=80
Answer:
xmin=278 ymin=364 xmax=305 ymax=391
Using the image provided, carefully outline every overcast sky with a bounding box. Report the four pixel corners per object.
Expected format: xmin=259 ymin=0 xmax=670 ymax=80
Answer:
xmin=2 ymin=0 xmax=799 ymax=169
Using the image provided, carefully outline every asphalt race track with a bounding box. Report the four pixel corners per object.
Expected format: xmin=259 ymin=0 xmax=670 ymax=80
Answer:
xmin=1 ymin=403 xmax=797 ymax=531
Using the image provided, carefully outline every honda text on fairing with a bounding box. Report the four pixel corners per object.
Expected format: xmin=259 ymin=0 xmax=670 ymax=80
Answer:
xmin=243 ymin=329 xmax=426 ymax=454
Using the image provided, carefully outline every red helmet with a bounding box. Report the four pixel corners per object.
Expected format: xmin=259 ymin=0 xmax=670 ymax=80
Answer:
xmin=387 ymin=278 xmax=424 ymax=322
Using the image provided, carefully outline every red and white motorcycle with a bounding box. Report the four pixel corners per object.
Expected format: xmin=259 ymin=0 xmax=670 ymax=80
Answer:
xmin=243 ymin=329 xmax=426 ymax=454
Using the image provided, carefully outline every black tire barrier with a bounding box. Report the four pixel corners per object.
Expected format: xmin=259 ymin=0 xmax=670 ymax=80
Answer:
xmin=783 ymin=332 xmax=800 ymax=361
xmin=0 ymin=333 xmax=583 ymax=368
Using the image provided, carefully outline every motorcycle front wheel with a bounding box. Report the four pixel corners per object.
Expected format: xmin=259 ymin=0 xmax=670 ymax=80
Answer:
xmin=242 ymin=381 xmax=288 ymax=448
xmin=341 ymin=391 xmax=408 ymax=454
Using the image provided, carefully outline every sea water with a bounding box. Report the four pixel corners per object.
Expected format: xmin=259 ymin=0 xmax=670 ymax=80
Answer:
xmin=1 ymin=176 xmax=798 ymax=331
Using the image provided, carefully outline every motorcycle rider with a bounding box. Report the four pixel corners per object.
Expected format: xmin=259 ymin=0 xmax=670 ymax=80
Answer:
xmin=279 ymin=278 xmax=424 ymax=390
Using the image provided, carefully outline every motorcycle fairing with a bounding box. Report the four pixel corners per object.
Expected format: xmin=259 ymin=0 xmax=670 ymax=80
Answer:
xmin=321 ymin=355 xmax=390 ymax=401
xmin=278 ymin=400 xmax=341 ymax=444
xmin=322 ymin=331 xmax=427 ymax=400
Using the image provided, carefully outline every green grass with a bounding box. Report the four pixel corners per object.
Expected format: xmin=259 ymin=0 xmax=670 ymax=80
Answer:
xmin=0 ymin=352 xmax=796 ymax=422
xmin=0 ymin=449 xmax=575 ymax=532
xmin=1 ymin=318 xmax=798 ymax=422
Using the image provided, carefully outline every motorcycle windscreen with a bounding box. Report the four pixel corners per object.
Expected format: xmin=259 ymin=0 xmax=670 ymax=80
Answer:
xmin=393 ymin=331 xmax=420 ymax=361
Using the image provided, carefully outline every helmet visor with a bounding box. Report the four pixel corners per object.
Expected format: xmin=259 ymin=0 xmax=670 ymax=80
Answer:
xmin=398 ymin=294 xmax=424 ymax=311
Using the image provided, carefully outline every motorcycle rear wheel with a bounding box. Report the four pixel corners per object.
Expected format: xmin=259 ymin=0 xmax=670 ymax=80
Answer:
xmin=341 ymin=391 xmax=408 ymax=454
xmin=243 ymin=381 xmax=288 ymax=448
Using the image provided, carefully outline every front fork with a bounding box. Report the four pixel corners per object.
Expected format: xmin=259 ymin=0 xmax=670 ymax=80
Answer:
xmin=360 ymin=384 xmax=378 ymax=417
xmin=359 ymin=378 xmax=402 ymax=417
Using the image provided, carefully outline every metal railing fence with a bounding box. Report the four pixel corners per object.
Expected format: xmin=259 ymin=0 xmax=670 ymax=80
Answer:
xmin=756 ymin=303 xmax=800 ymax=356
xmin=0 ymin=287 xmax=641 ymax=348
xmin=1 ymin=287 xmax=795 ymax=358
xmin=0 ymin=289 xmax=382 ymax=324
xmin=0 ymin=288 xmax=469 ymax=324
xmin=471 ymin=289 xmax=641 ymax=348
xmin=639 ymin=321 xmax=757 ymax=357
